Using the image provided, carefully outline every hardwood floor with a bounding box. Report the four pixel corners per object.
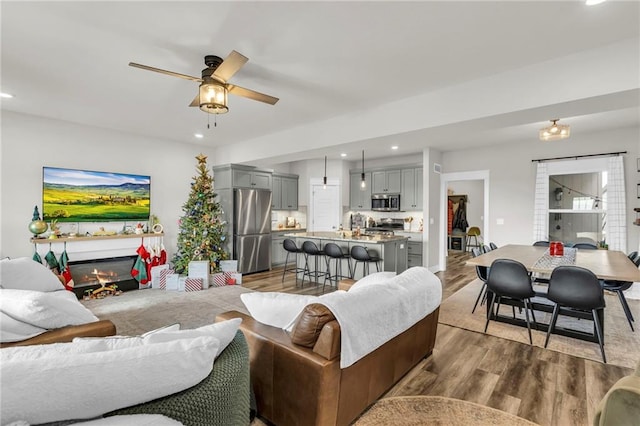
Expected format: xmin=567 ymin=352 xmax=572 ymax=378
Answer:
xmin=242 ymin=251 xmax=632 ymax=426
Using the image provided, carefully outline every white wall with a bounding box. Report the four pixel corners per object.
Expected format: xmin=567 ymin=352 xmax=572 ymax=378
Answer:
xmin=440 ymin=126 xmax=639 ymax=254
xmin=1 ymin=111 xmax=216 ymax=260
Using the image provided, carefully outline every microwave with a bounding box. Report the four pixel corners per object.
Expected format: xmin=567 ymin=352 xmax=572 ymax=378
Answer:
xmin=371 ymin=194 xmax=401 ymax=211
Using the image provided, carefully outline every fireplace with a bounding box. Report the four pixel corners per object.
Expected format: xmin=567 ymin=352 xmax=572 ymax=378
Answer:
xmin=69 ymin=255 xmax=139 ymax=298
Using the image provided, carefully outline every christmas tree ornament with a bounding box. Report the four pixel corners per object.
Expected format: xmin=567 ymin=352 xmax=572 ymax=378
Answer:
xmin=28 ymin=205 xmax=48 ymax=236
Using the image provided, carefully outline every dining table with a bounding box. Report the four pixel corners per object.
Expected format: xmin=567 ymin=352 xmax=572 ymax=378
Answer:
xmin=466 ymin=244 xmax=640 ymax=343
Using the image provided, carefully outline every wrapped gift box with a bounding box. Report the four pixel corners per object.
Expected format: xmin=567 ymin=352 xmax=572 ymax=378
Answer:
xmin=151 ymin=264 xmax=170 ymax=289
xmin=158 ymin=268 xmax=175 ymax=290
xmin=220 ymin=260 xmax=238 ymax=272
xmin=165 ymin=273 xmax=180 ymax=291
xmin=224 ymin=272 xmax=242 ymax=285
xmin=188 ymin=261 xmax=210 ymax=289
xmin=210 ymin=273 xmax=226 ymax=287
xmin=184 ymin=277 xmax=203 ymax=292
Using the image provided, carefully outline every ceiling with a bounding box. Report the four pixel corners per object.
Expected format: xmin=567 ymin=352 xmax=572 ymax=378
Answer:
xmin=2 ymin=1 xmax=639 ymax=165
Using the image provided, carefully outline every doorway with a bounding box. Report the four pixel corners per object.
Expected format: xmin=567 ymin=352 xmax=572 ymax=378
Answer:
xmin=439 ymin=170 xmax=490 ymax=271
xmin=309 ymin=178 xmax=341 ymax=231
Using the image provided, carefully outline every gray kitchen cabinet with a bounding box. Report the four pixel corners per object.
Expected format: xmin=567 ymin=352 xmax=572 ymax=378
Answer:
xmin=350 ymin=172 xmax=372 ymax=210
xmin=372 ymin=169 xmax=401 ymax=194
xmin=401 ymin=167 xmax=423 ymax=210
xmin=407 ymin=241 xmax=423 ymax=267
xmin=272 ymin=174 xmax=298 ymax=210
xmin=271 ymin=176 xmax=282 ymax=210
xmin=271 ymin=233 xmax=287 ymax=266
xmin=281 ymin=177 xmax=298 ymax=210
xmin=232 ymin=169 xmax=272 ymax=189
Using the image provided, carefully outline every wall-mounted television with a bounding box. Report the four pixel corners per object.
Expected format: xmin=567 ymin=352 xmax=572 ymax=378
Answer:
xmin=42 ymin=167 xmax=150 ymax=222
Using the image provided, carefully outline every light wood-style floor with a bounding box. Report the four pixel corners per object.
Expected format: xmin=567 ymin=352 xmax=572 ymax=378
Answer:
xmin=242 ymin=251 xmax=633 ymax=426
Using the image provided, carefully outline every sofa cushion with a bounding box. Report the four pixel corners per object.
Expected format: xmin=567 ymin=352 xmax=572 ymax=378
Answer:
xmin=0 ymin=257 xmax=65 ymax=292
xmin=290 ymin=303 xmax=336 ymax=348
xmin=0 ymin=289 xmax=98 ymax=343
xmin=0 ymin=335 xmax=220 ymax=425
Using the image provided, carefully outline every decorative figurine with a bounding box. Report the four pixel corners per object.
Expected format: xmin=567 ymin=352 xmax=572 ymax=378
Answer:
xmin=28 ymin=206 xmax=48 ymax=237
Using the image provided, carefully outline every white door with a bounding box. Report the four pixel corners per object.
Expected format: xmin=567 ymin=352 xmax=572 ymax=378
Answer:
xmin=311 ymin=184 xmax=340 ymax=231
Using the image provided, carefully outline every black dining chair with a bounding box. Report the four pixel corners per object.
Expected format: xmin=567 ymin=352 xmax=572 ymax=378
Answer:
xmin=544 ymin=265 xmax=607 ymax=363
xmin=484 ymin=259 xmax=537 ymax=344
xmin=572 ymin=243 xmax=598 ymax=250
xmin=600 ymin=253 xmax=640 ymax=331
xmin=489 ymin=242 xmax=498 ymax=251
xmin=533 ymin=241 xmax=550 ymax=247
xmin=470 ymin=247 xmax=488 ymax=314
xmin=482 ymin=245 xmax=491 ymax=254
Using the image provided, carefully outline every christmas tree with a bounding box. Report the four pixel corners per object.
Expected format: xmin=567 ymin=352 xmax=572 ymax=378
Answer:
xmin=172 ymin=154 xmax=228 ymax=274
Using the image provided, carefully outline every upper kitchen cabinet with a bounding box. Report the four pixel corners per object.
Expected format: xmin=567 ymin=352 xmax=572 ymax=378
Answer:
xmin=212 ymin=164 xmax=272 ymax=190
xmin=401 ymin=167 xmax=423 ymax=210
xmin=272 ymin=173 xmax=298 ymax=210
xmin=232 ymin=169 xmax=272 ymax=189
xmin=350 ymin=172 xmax=372 ymax=210
xmin=371 ymin=170 xmax=401 ymax=194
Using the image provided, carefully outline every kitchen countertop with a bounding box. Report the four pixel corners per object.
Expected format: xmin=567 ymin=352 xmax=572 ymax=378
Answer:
xmin=285 ymin=231 xmax=409 ymax=244
xmin=272 ymin=227 xmax=306 ymax=232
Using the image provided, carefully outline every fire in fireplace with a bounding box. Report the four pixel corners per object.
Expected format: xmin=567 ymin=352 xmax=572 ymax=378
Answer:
xmin=69 ymin=255 xmax=139 ymax=298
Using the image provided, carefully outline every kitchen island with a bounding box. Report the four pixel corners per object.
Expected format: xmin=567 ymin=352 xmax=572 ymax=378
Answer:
xmin=284 ymin=231 xmax=409 ymax=281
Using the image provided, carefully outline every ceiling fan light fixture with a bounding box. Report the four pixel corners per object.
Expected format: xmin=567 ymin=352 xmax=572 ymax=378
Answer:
xmin=539 ymin=119 xmax=570 ymax=141
xmin=199 ymin=80 xmax=228 ymax=114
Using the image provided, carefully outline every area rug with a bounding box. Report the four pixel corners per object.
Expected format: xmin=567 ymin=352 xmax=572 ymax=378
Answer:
xmin=439 ymin=279 xmax=639 ymax=369
xmin=81 ymin=286 xmax=253 ymax=335
xmin=353 ymin=396 xmax=538 ymax=426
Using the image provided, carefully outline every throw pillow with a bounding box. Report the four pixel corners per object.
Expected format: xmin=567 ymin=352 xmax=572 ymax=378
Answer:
xmin=1 ymin=336 xmax=220 ymax=425
xmin=289 ymin=303 xmax=336 ymax=348
xmin=144 ymin=318 xmax=242 ymax=358
xmin=240 ymin=292 xmax=318 ymax=329
xmin=0 ymin=257 xmax=65 ymax=292
xmin=348 ymin=271 xmax=396 ymax=291
xmin=0 ymin=288 xmax=98 ymax=329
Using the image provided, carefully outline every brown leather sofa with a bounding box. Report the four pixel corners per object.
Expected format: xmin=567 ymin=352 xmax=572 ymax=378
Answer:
xmin=217 ymin=304 xmax=439 ymax=426
xmin=0 ymin=320 xmax=116 ymax=348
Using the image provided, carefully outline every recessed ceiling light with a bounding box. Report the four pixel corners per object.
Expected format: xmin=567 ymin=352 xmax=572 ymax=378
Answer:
xmin=0 ymin=92 xmax=14 ymax=98
xmin=586 ymin=0 xmax=606 ymax=5
xmin=391 ymin=146 xmax=399 ymax=150
xmin=340 ymin=153 xmax=347 ymax=157
xmin=194 ymin=133 xmax=204 ymax=139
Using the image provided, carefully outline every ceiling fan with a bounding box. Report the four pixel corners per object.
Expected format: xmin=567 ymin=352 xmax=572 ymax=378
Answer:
xmin=129 ymin=50 xmax=279 ymax=114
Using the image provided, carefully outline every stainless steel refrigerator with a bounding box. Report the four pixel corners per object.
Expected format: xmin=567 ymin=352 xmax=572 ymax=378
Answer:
xmin=233 ymin=188 xmax=272 ymax=274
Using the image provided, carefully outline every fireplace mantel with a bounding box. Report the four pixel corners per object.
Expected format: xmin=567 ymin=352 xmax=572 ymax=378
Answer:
xmin=30 ymin=232 xmax=163 ymax=244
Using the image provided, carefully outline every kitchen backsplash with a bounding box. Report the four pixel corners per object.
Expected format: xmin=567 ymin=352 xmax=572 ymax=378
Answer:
xmin=272 ymin=207 xmax=307 ymax=229
xmin=342 ymin=208 xmax=423 ymax=231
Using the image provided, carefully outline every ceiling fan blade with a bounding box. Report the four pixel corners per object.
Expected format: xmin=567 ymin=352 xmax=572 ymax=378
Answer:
xmin=128 ymin=62 xmax=202 ymax=82
xmin=228 ymin=84 xmax=279 ymax=105
xmin=188 ymin=94 xmax=199 ymax=107
xmin=212 ymin=50 xmax=248 ymax=82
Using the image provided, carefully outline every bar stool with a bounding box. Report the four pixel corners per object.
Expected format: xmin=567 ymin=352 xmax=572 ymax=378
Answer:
xmin=350 ymin=245 xmax=381 ymax=277
xmin=282 ymin=239 xmax=305 ymax=286
xmin=302 ymin=241 xmax=329 ymax=286
xmin=323 ymin=242 xmax=352 ymax=292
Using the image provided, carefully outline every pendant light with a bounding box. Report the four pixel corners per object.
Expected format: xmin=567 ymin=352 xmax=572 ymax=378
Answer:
xmin=323 ymin=156 xmax=327 ymax=190
xmin=360 ymin=150 xmax=366 ymax=189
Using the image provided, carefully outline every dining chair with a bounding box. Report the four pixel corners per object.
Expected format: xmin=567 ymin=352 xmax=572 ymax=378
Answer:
xmin=484 ymin=259 xmax=537 ymax=344
xmin=470 ymin=247 xmax=488 ymax=314
xmin=572 ymin=243 xmax=598 ymax=250
xmin=482 ymin=244 xmax=491 ymax=253
xmin=533 ymin=241 xmax=550 ymax=247
xmin=544 ymin=265 xmax=606 ymax=363
xmin=599 ymin=253 xmax=640 ymax=331
xmin=489 ymin=242 xmax=498 ymax=250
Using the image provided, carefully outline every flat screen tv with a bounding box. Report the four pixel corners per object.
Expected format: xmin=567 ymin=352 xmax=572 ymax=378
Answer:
xmin=42 ymin=167 xmax=150 ymax=222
